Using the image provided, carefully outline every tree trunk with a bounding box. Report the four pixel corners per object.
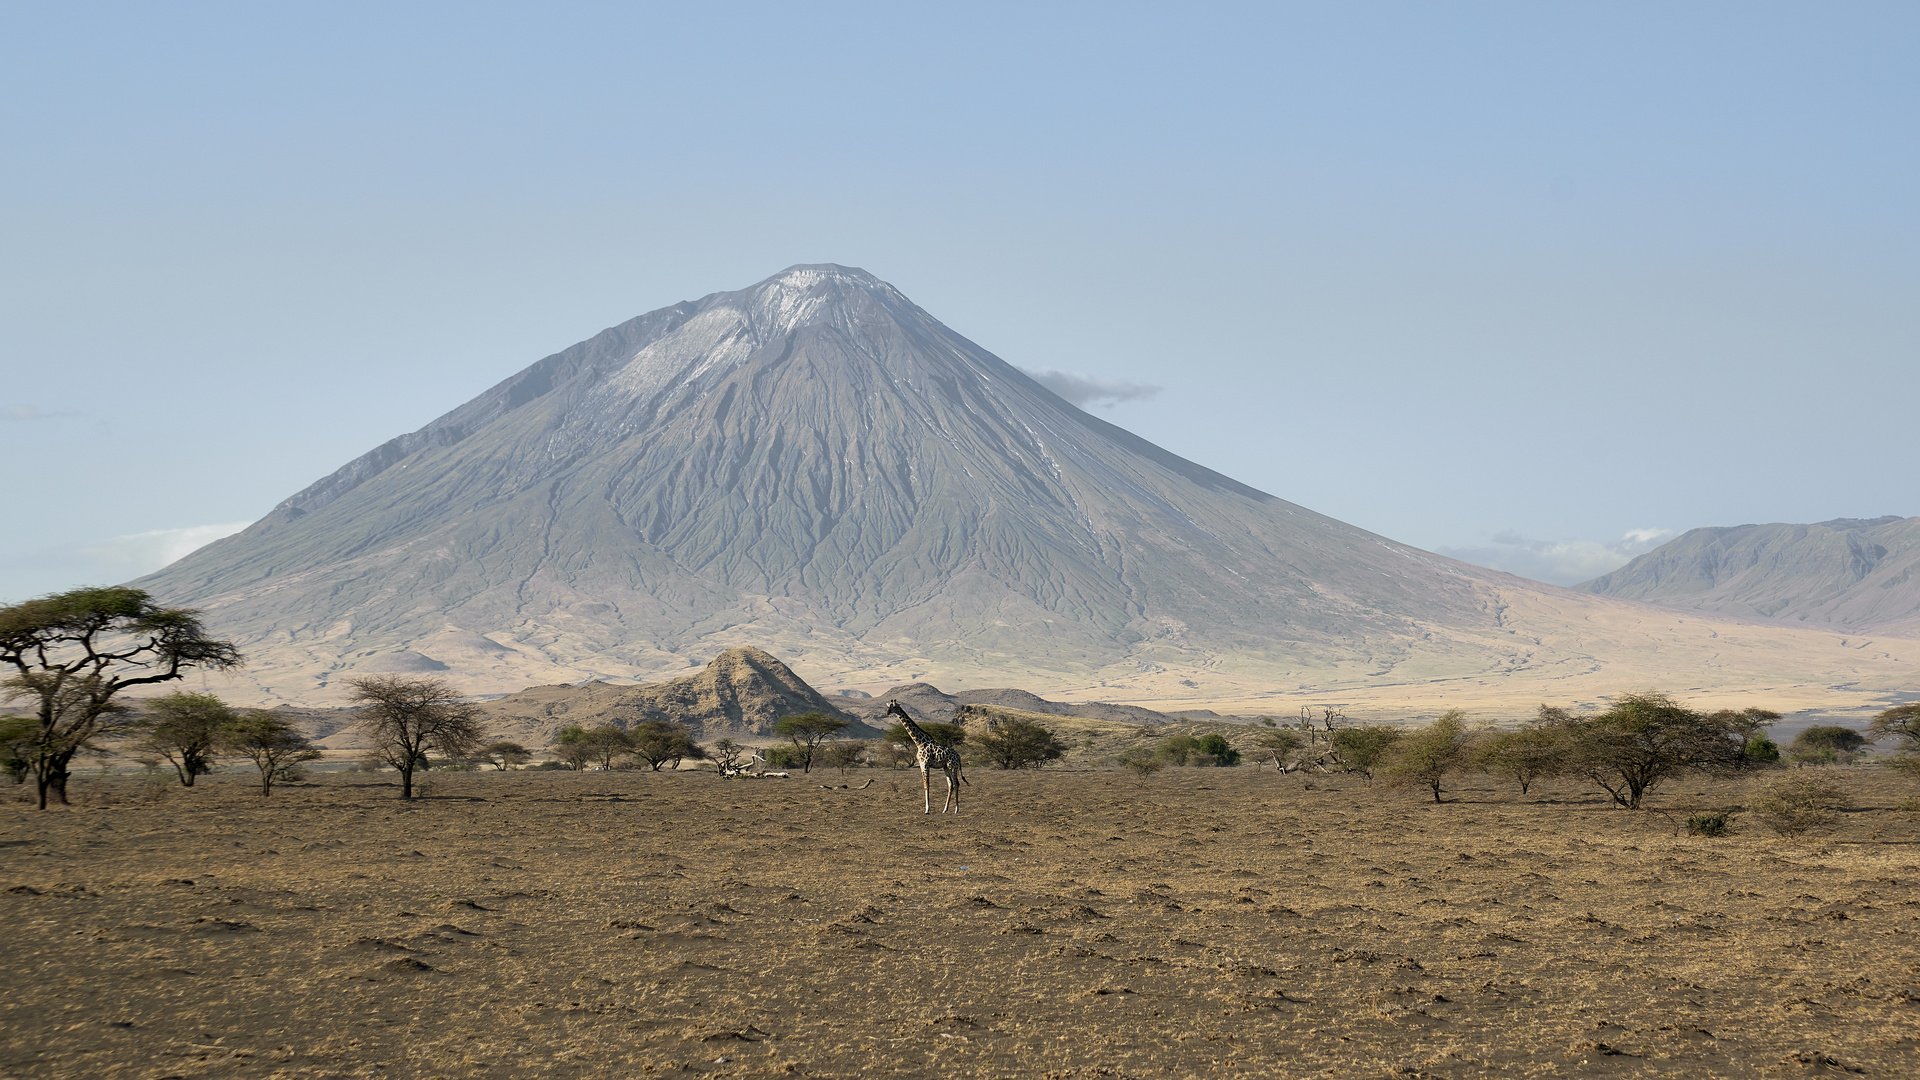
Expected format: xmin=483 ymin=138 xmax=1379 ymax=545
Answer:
xmin=34 ymin=751 xmax=76 ymax=809
xmin=400 ymin=763 xmax=414 ymax=799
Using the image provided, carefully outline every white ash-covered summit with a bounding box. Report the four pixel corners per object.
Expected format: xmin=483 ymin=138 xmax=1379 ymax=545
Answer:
xmin=138 ymin=265 xmax=1592 ymax=702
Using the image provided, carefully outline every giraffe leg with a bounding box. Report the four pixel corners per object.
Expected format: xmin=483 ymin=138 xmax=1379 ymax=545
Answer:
xmin=947 ymin=768 xmax=960 ymax=813
xmin=922 ymin=764 xmax=932 ymax=814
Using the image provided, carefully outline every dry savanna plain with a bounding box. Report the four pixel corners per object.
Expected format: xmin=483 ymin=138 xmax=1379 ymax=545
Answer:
xmin=4 ymin=765 xmax=1920 ymax=1080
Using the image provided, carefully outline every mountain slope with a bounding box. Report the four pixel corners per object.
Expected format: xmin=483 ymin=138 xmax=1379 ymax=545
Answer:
xmin=134 ymin=266 xmax=1920 ymax=709
xmin=1578 ymin=516 xmax=1920 ymax=631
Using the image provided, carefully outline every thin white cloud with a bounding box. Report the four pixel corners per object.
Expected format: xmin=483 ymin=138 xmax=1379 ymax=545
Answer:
xmin=2 ymin=404 xmax=77 ymax=422
xmin=80 ymin=521 xmax=254 ymax=574
xmin=1023 ymin=369 xmax=1162 ymax=408
xmin=1439 ymin=527 xmax=1674 ymax=586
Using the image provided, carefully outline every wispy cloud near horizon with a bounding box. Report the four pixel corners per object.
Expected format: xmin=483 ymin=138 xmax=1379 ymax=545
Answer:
xmin=80 ymin=521 xmax=254 ymax=574
xmin=2 ymin=404 xmax=77 ymax=422
xmin=1022 ymin=369 xmax=1162 ymax=408
xmin=1438 ymin=527 xmax=1675 ymax=586
xmin=2 ymin=520 xmax=259 ymax=602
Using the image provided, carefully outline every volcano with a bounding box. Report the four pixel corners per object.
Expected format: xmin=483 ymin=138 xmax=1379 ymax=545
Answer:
xmin=138 ymin=265 xmax=1920 ymax=709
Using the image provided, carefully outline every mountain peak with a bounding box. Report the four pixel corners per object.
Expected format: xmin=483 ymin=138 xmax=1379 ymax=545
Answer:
xmin=760 ymin=262 xmax=888 ymax=290
xmin=135 ymin=265 xmax=1508 ymax=703
xmin=729 ymin=262 xmax=917 ymax=337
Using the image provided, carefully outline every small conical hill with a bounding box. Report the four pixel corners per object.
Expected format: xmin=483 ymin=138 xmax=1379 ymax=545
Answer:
xmin=478 ymin=647 xmax=857 ymax=742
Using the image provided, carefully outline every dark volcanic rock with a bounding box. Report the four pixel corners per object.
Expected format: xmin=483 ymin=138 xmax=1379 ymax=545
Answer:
xmin=481 ymin=647 xmax=864 ymax=740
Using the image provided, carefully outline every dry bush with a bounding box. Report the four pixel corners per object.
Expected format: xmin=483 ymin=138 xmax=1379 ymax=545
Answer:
xmin=1686 ymin=810 xmax=1734 ymax=837
xmin=1750 ymin=771 xmax=1853 ymax=838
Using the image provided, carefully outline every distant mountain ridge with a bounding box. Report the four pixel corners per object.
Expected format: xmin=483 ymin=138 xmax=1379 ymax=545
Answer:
xmin=1578 ymin=516 xmax=1920 ymax=632
xmin=825 ymin=681 xmax=1179 ymax=729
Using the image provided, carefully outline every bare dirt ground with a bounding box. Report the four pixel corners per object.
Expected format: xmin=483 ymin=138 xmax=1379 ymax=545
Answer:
xmin=4 ymin=766 xmax=1918 ymax=1079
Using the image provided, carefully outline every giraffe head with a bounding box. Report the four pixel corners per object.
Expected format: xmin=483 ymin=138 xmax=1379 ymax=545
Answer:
xmin=884 ymin=700 xmax=910 ymax=722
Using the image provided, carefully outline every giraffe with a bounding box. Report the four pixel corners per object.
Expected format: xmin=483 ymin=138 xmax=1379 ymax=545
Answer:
xmin=885 ymin=700 xmax=968 ymax=814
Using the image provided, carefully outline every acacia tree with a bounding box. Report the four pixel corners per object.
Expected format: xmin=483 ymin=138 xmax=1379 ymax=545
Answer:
xmin=1380 ymin=710 xmax=1474 ymax=803
xmin=131 ymin=691 xmax=237 ymax=787
xmin=345 ymin=675 xmax=486 ymax=798
xmin=221 ymin=710 xmax=323 ymax=796
xmin=581 ymin=725 xmax=635 ymax=769
xmin=773 ymin=711 xmax=849 ymax=774
xmin=0 ymin=587 xmax=242 ymax=809
xmin=1331 ymin=726 xmax=1404 ymax=781
xmin=822 ymin=739 xmax=870 ymax=775
xmin=1707 ymin=707 xmax=1782 ymax=767
xmin=479 ymin=740 xmax=531 ymax=770
xmin=1542 ymin=693 xmax=1744 ymax=809
xmin=1869 ymin=704 xmax=1920 ymax=777
xmin=975 ymin=719 xmax=1068 ymax=769
xmin=1475 ymin=721 xmax=1565 ymax=795
xmin=629 ymin=720 xmax=704 ymax=771
xmin=550 ymin=725 xmax=593 ymax=770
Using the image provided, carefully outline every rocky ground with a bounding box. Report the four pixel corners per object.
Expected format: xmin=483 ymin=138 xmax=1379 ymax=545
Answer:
xmin=4 ymin=765 xmax=1918 ymax=1079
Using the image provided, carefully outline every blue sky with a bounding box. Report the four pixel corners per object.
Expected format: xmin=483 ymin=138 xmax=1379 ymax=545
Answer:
xmin=3 ymin=2 xmax=1916 ymax=597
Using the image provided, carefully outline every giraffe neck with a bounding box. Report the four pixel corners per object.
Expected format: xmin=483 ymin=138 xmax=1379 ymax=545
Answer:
xmin=893 ymin=711 xmax=939 ymax=750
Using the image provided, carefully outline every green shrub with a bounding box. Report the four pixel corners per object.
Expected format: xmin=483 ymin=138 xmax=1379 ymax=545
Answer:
xmin=1789 ymin=725 xmax=1867 ymax=766
xmin=1686 ymin=811 xmax=1734 ymax=837
xmin=1153 ymin=735 xmax=1204 ymax=766
xmin=1117 ymin=748 xmax=1164 ymax=775
xmin=1151 ymin=733 xmax=1233 ymax=767
xmin=763 ymin=745 xmax=805 ymax=770
xmin=1742 ymin=733 xmax=1781 ymax=765
xmin=1192 ymin=733 xmax=1240 ymax=766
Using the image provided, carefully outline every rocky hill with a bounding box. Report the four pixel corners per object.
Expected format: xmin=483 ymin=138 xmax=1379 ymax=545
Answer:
xmin=1578 ymin=516 xmax=1920 ymax=632
xmin=465 ymin=657 xmax=1184 ymax=747
xmin=476 ymin=647 xmax=865 ymax=743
